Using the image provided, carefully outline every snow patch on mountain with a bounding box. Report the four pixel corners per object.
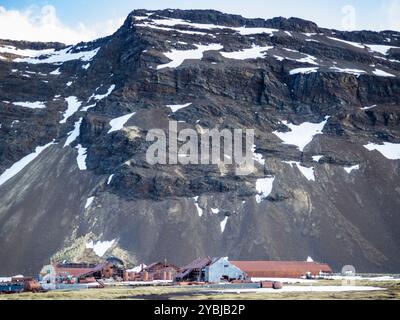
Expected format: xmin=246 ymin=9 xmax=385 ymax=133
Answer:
xmin=365 ymin=44 xmax=399 ymax=55
xmin=255 ymin=177 xmax=275 ymax=203
xmin=85 ymin=197 xmax=95 ymax=209
xmin=50 ymin=68 xmax=61 ymax=75
xmin=107 ymin=174 xmax=114 ymax=185
xmin=157 ymin=44 xmax=223 ymax=69
xmin=108 ymin=113 xmax=136 ymax=134
xmin=167 ymin=103 xmax=192 ymax=113
xmin=0 ymin=142 xmax=54 ymax=187
xmin=220 ymin=216 xmax=229 ymax=233
xmin=81 ymin=104 xmax=96 ymax=112
xmin=273 ymin=117 xmax=329 ymax=151
xmin=12 ymin=101 xmax=46 ymax=109
xmin=364 ymin=142 xmax=400 ymax=160
xmin=60 ymin=97 xmax=82 ymax=124
xmin=289 ymin=67 xmax=319 ymax=75
xmin=312 ymin=155 xmax=324 ymax=162
xmin=283 ymin=161 xmax=315 ymax=181
xmin=76 ymin=144 xmax=88 ymax=170
xmin=14 ymin=47 xmax=100 ymax=64
xmin=329 ymin=66 xmax=366 ymax=76
xmin=193 ymin=197 xmax=203 ymax=217
xmin=135 ymin=16 xmax=278 ymax=36
xmin=88 ymin=85 xmax=116 ymax=102
xmin=344 ymin=165 xmax=360 ymax=174
xmin=220 ymin=45 xmax=273 ymax=60
xmin=0 ymin=45 xmax=54 ymax=58
xmin=86 ymin=239 xmax=115 ymax=257
xmin=252 ymin=145 xmax=266 ymax=166
xmin=361 ymin=105 xmax=377 ymax=111
xmin=64 ymin=118 xmax=82 ymax=147
xmin=372 ymin=69 xmax=395 ymax=77
xmin=327 ymin=37 xmax=365 ymax=49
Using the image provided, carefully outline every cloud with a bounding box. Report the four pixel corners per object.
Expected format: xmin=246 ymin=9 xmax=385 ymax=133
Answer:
xmin=0 ymin=5 xmax=124 ymax=44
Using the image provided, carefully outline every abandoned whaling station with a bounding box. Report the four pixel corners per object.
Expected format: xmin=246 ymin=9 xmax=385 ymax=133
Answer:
xmin=0 ymin=255 xmax=334 ymax=294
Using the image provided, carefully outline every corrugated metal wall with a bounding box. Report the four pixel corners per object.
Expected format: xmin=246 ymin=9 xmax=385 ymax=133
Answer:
xmin=205 ymin=258 xmax=246 ymax=283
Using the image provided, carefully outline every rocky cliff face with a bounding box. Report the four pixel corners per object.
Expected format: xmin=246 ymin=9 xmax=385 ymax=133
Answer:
xmin=0 ymin=9 xmax=399 ymax=275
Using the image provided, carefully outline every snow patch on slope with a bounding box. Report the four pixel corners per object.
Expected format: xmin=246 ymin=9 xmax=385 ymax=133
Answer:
xmin=50 ymin=68 xmax=61 ymax=75
xmin=157 ymin=44 xmax=223 ymax=69
xmin=220 ymin=45 xmax=273 ymax=60
xmin=220 ymin=216 xmax=229 ymax=233
xmin=107 ymin=174 xmax=114 ymax=185
xmin=344 ymin=165 xmax=360 ymax=174
xmin=289 ymin=67 xmax=319 ymax=75
xmin=252 ymin=145 xmax=265 ymax=166
xmin=86 ymin=239 xmax=115 ymax=257
xmin=312 ymin=155 xmax=324 ymax=162
xmin=64 ymin=118 xmax=82 ymax=147
xmin=273 ymin=117 xmax=329 ymax=151
xmin=167 ymin=103 xmax=192 ymax=113
xmin=327 ymin=37 xmax=365 ymax=49
xmin=193 ymin=197 xmax=203 ymax=217
xmin=365 ymin=44 xmax=399 ymax=55
xmin=89 ymin=85 xmax=116 ymax=101
xmin=135 ymin=17 xmax=278 ymax=36
xmin=60 ymin=97 xmax=82 ymax=124
xmin=85 ymin=197 xmax=95 ymax=209
xmin=255 ymin=177 xmax=275 ymax=203
xmin=108 ymin=113 xmax=136 ymax=134
xmin=13 ymin=101 xmax=46 ymax=109
xmin=364 ymin=142 xmax=400 ymax=160
xmin=283 ymin=161 xmax=315 ymax=181
xmin=14 ymin=47 xmax=100 ymax=64
xmin=76 ymin=144 xmax=88 ymax=170
xmin=0 ymin=142 xmax=54 ymax=186
xmin=372 ymin=69 xmax=395 ymax=77
xmin=329 ymin=66 xmax=366 ymax=76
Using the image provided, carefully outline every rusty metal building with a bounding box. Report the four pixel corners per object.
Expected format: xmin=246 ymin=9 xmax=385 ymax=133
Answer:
xmin=52 ymin=263 xmax=98 ymax=279
xmin=230 ymin=261 xmax=333 ymax=278
xmin=175 ymin=257 xmax=212 ymax=282
xmin=143 ymin=262 xmax=180 ymax=281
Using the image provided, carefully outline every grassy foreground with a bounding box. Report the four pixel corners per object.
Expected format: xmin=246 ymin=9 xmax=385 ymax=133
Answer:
xmin=0 ymin=280 xmax=399 ymax=300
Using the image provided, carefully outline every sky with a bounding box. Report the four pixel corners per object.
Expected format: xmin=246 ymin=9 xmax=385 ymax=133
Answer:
xmin=0 ymin=0 xmax=399 ymax=44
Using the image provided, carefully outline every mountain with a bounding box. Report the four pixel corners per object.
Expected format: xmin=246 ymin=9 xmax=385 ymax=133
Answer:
xmin=0 ymin=9 xmax=399 ymax=276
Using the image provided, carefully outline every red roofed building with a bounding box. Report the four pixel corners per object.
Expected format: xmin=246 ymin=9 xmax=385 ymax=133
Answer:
xmin=230 ymin=261 xmax=333 ymax=278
